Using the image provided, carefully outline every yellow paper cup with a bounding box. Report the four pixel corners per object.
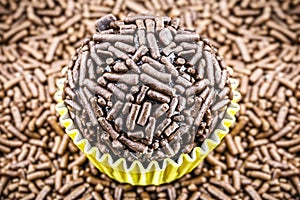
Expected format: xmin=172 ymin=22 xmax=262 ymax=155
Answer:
xmin=55 ymin=68 xmax=240 ymax=186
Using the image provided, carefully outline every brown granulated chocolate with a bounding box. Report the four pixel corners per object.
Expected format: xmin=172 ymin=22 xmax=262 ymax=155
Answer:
xmin=0 ymin=0 xmax=300 ymax=199
xmin=62 ymin=14 xmax=233 ymax=164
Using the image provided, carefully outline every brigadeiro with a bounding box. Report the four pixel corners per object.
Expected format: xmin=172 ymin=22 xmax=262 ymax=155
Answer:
xmin=56 ymin=14 xmax=240 ymax=185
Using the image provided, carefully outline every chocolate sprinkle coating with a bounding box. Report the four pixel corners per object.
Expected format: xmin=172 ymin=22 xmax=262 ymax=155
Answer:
xmin=63 ymin=14 xmax=233 ymax=164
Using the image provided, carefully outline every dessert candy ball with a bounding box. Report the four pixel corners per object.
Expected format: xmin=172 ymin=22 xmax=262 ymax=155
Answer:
xmin=62 ymin=14 xmax=233 ymax=165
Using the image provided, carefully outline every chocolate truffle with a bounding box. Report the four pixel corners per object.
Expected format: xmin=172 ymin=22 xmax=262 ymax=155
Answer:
xmin=62 ymin=14 xmax=233 ymax=165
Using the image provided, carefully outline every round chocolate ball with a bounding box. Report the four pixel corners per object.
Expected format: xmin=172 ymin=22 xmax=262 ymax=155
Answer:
xmin=63 ymin=14 xmax=233 ymax=165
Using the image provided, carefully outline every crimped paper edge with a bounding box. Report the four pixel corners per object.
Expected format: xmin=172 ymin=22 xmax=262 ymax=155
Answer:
xmin=55 ymin=75 xmax=240 ymax=186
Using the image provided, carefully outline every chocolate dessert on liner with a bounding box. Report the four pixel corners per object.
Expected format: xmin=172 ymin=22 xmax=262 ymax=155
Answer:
xmin=62 ymin=14 xmax=233 ymax=165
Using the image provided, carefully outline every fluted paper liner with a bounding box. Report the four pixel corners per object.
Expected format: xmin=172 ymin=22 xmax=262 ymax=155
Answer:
xmin=55 ymin=73 xmax=240 ymax=186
